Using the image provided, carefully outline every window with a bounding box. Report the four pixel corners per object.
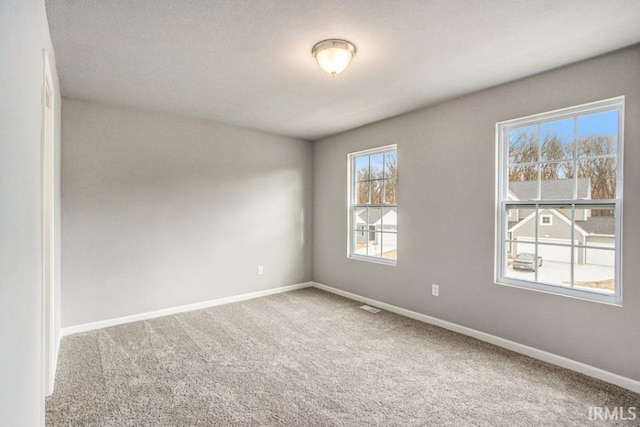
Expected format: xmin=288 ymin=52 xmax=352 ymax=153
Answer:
xmin=540 ymin=215 xmax=553 ymax=226
xmin=348 ymin=145 xmax=397 ymax=265
xmin=496 ymin=97 xmax=623 ymax=305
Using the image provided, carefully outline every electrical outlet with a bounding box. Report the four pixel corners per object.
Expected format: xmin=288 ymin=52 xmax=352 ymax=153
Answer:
xmin=432 ymin=284 xmax=439 ymax=297
xmin=257 ymin=265 xmax=264 ymax=276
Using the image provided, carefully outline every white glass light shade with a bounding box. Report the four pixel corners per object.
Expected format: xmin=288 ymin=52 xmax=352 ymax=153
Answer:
xmin=312 ymin=39 xmax=356 ymax=76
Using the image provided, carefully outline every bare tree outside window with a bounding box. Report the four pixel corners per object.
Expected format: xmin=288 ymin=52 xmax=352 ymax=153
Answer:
xmin=355 ymin=154 xmax=397 ymax=204
xmin=498 ymin=98 xmax=623 ymax=305
xmin=350 ymin=147 xmax=398 ymax=263
xmin=509 ymin=132 xmax=617 ymax=206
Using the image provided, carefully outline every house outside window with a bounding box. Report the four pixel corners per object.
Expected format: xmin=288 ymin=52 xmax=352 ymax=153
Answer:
xmin=496 ymin=97 xmax=623 ymax=305
xmin=348 ymin=145 xmax=397 ymax=265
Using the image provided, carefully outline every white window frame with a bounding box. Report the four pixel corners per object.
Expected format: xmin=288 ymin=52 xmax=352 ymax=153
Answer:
xmin=347 ymin=144 xmax=397 ymax=266
xmin=539 ymin=214 xmax=553 ymax=226
xmin=495 ymin=97 xmax=624 ymax=305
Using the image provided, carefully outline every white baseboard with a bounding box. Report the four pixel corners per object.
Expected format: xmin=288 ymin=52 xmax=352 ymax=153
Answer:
xmin=58 ymin=279 xmax=639 ymax=394
xmin=311 ymin=281 xmax=640 ymax=394
xmin=61 ymin=282 xmax=313 ymax=337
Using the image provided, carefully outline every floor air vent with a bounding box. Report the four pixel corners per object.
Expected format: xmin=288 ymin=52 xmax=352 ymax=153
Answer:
xmin=360 ymin=305 xmax=381 ymax=314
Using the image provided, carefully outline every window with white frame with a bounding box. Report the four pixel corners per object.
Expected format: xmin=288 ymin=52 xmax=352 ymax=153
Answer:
xmin=496 ymin=97 xmax=623 ymax=305
xmin=348 ymin=145 xmax=397 ymax=265
xmin=539 ymin=215 xmax=553 ymax=226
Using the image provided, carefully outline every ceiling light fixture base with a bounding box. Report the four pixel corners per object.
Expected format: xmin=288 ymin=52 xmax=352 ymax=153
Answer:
xmin=312 ymin=39 xmax=357 ymax=77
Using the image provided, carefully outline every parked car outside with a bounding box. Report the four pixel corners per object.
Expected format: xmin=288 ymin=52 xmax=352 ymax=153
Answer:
xmin=512 ymin=253 xmax=543 ymax=271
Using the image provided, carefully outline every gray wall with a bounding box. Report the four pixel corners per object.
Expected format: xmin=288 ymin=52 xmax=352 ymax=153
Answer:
xmin=0 ymin=0 xmax=62 ymax=424
xmin=62 ymin=99 xmax=313 ymax=327
xmin=313 ymin=46 xmax=640 ymax=381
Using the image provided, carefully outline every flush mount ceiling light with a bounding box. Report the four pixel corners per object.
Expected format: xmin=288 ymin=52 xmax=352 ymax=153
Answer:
xmin=312 ymin=39 xmax=357 ymax=77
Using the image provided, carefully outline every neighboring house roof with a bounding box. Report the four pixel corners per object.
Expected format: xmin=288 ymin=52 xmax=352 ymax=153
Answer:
xmin=356 ymin=209 xmax=376 ymax=224
xmin=507 ymin=178 xmax=613 ymax=237
xmin=509 ymin=178 xmax=590 ymax=201
xmin=578 ymin=216 xmax=615 ymax=235
xmin=356 ymin=209 xmax=397 ymax=226
xmin=508 ymin=220 xmax=521 ymax=230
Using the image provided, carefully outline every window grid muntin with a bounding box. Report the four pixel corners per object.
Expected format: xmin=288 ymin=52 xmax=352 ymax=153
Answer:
xmin=497 ymin=97 xmax=623 ymax=304
xmin=503 ymin=101 xmax=623 ymax=201
xmin=502 ymin=199 xmax=618 ymax=289
xmin=349 ymin=145 xmax=397 ymax=265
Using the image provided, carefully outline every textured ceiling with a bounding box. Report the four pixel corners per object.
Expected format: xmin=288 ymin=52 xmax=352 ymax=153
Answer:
xmin=46 ymin=0 xmax=640 ymax=140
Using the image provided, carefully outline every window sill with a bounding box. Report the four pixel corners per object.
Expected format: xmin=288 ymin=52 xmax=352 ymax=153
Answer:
xmin=348 ymin=254 xmax=397 ymax=267
xmin=495 ymin=277 xmax=622 ymax=307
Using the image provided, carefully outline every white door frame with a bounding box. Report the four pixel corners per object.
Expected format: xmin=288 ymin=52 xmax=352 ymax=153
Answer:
xmin=42 ymin=50 xmax=56 ymax=396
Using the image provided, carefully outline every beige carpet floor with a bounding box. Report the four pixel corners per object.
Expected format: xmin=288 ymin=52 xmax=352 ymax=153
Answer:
xmin=46 ymin=288 xmax=639 ymax=426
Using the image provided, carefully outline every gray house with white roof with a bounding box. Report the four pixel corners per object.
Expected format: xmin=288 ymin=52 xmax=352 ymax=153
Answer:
xmin=507 ymin=179 xmax=615 ymax=266
xmin=355 ymin=208 xmax=397 ymax=250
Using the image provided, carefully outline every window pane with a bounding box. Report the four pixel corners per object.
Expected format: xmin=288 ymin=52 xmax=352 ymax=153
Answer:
xmin=577 ymin=110 xmax=618 ymax=157
xmin=541 ymin=118 xmax=574 ymax=161
xmin=381 ymin=232 xmax=397 ymax=260
xmin=574 ymin=249 xmax=615 ymax=294
xmin=356 ymin=181 xmax=370 ymax=204
xmin=506 ymin=204 xmax=535 ymax=239
xmin=574 ymin=204 xmax=616 ymax=291
xmin=582 ymin=247 xmax=615 ymax=270
xmin=354 ymin=204 xmax=366 ymax=227
xmin=353 ymin=229 xmax=368 ymax=256
xmin=368 ymin=207 xmax=382 ymax=231
xmin=535 ymin=206 xmax=572 ymax=242
xmin=382 ymin=207 xmax=397 ymax=232
xmin=355 ymin=156 xmax=370 ymax=181
xmin=505 ymin=240 xmax=514 ymax=261
xmin=367 ymin=232 xmax=383 ymax=257
xmin=575 ymin=205 xmax=615 ymax=248
xmin=384 ymin=178 xmax=397 ymax=204
xmin=353 ymin=206 xmax=368 ymax=256
xmin=577 ymin=157 xmax=616 ymax=199
xmin=508 ymin=165 xmax=538 ymax=200
xmin=370 ymin=153 xmax=384 ymax=179
xmin=506 ymin=205 xmax=519 ymax=233
xmin=508 ymin=124 xmax=539 ymax=165
xmin=505 ymin=241 xmax=535 ymax=282
xmin=536 ymin=244 xmax=572 ymax=288
xmin=506 ymin=205 xmax=515 ymax=220
xmin=540 ymin=162 xmax=574 ymax=199
xmin=370 ymin=180 xmax=383 ymax=204
xmin=384 ymin=151 xmax=397 ymax=179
